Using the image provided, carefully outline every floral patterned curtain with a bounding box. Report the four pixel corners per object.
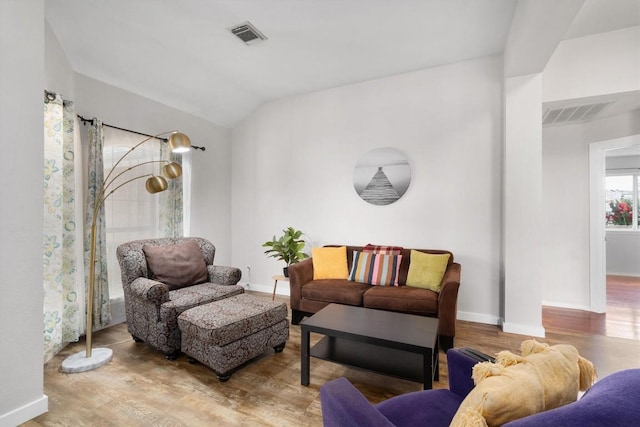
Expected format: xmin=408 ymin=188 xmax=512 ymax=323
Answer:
xmin=159 ymin=142 xmax=184 ymax=237
xmin=85 ymin=119 xmax=111 ymax=328
xmin=43 ymin=91 xmax=85 ymax=362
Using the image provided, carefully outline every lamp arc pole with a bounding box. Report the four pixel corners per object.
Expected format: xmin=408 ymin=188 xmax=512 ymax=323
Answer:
xmin=61 ymin=131 xmax=191 ymax=373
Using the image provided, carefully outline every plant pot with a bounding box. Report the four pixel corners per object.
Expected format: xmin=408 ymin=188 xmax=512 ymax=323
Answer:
xmin=283 ymin=266 xmax=289 ymax=278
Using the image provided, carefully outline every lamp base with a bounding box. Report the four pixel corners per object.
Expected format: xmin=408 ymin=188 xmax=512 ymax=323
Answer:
xmin=60 ymin=347 xmax=113 ymax=373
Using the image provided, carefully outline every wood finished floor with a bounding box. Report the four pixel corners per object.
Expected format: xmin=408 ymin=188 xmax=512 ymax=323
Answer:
xmin=25 ymin=282 xmax=640 ymax=427
xmin=542 ymin=275 xmax=640 ymax=340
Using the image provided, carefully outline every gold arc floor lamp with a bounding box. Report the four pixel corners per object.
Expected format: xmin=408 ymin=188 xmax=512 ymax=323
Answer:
xmin=61 ymin=131 xmax=191 ymax=373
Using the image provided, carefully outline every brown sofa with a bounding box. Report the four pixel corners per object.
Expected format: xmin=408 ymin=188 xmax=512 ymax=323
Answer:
xmin=288 ymin=245 xmax=461 ymax=350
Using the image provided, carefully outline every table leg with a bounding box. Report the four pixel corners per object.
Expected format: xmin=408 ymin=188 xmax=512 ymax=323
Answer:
xmin=423 ymin=348 xmax=433 ymax=390
xmin=272 ymin=278 xmax=278 ymax=300
xmin=434 ymin=336 xmax=440 ymax=382
xmin=301 ymin=327 xmax=310 ymax=386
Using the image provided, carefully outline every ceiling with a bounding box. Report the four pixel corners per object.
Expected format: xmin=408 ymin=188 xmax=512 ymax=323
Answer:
xmin=45 ymin=0 xmax=640 ymax=128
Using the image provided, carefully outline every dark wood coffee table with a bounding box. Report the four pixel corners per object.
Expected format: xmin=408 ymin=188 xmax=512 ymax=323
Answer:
xmin=300 ymin=304 xmax=439 ymax=389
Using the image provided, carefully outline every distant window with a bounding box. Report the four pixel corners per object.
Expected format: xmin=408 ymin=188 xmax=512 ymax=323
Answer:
xmin=605 ymin=174 xmax=638 ymax=230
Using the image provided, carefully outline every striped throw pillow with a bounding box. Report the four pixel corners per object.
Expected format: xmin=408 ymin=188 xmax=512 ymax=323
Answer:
xmin=348 ymin=250 xmax=402 ymax=286
xmin=363 ymin=244 xmax=403 ymax=256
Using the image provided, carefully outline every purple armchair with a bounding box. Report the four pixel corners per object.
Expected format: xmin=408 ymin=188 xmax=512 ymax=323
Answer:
xmin=321 ymin=351 xmax=640 ymax=427
xmin=504 ymin=368 xmax=640 ymax=426
xmin=320 ymin=348 xmax=489 ymax=427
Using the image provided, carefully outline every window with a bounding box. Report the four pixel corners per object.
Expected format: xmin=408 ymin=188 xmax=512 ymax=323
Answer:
xmin=103 ymin=128 xmax=165 ymax=299
xmin=605 ymin=174 xmax=639 ymax=230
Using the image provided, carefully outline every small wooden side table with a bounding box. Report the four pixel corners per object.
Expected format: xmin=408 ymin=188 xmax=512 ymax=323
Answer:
xmin=272 ymin=275 xmax=289 ymax=300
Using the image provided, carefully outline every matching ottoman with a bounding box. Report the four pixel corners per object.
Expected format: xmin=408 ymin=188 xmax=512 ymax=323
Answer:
xmin=177 ymin=293 xmax=289 ymax=381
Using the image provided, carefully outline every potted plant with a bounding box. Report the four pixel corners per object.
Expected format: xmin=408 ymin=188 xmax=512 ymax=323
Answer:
xmin=262 ymin=227 xmax=309 ymax=277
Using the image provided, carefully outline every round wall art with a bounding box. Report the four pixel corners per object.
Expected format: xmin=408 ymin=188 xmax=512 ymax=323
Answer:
xmin=353 ymin=147 xmax=411 ymax=206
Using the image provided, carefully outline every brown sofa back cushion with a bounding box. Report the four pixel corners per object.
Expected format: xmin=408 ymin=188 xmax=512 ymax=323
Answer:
xmin=325 ymin=245 xmax=453 ymax=286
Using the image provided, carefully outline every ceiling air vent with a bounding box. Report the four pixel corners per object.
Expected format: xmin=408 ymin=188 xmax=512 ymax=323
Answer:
xmin=543 ymin=101 xmax=614 ymax=125
xmin=228 ymin=21 xmax=267 ymax=45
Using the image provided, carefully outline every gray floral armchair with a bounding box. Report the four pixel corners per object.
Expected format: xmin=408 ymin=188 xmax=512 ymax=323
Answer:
xmin=116 ymin=237 xmax=243 ymax=359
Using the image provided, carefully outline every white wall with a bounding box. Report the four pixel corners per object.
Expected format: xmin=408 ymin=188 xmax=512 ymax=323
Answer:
xmin=606 ymin=231 xmax=640 ymax=276
xmin=44 ymin=21 xmax=74 ymax=99
xmin=539 ymin=23 xmax=640 ymax=310
xmin=541 ymin=123 xmax=591 ymax=309
xmin=44 ymin=26 xmax=234 ymax=324
xmin=232 ymin=55 xmax=504 ymax=324
xmin=541 ymin=110 xmax=640 ymax=308
xmin=0 ymin=1 xmax=49 ymax=425
xmin=543 ymin=26 xmax=640 ymax=102
xmin=73 ymin=75 xmax=234 ymax=264
xmin=502 ymin=72 xmax=544 ymax=337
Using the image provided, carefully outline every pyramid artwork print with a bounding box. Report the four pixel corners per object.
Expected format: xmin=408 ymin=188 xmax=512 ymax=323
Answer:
xmin=360 ymin=167 xmax=399 ymax=205
xmin=353 ymin=147 xmax=411 ymax=206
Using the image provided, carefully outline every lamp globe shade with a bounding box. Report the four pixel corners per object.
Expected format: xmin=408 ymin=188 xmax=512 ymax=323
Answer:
xmin=168 ymin=132 xmax=191 ymax=153
xmin=146 ymin=176 xmax=168 ymax=193
xmin=163 ymin=162 xmax=182 ymax=179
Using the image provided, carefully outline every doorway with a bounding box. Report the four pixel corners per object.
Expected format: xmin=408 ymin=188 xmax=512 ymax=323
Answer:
xmin=589 ymin=135 xmax=640 ymax=321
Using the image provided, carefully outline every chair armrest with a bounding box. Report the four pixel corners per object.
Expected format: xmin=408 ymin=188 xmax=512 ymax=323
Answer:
xmin=129 ymin=277 xmax=170 ymax=305
xmin=447 ymin=348 xmax=494 ymax=399
xmin=437 ymin=262 xmax=461 ymax=338
xmin=288 ymin=258 xmax=314 ymax=311
xmin=320 ymin=377 xmax=395 ymax=427
xmin=208 ymin=265 xmax=242 ymax=286
xmin=503 ymin=369 xmax=640 ymax=427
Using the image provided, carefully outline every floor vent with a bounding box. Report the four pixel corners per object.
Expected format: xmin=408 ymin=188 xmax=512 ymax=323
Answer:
xmin=543 ymin=101 xmax=614 ymax=125
xmin=228 ymin=21 xmax=267 ymax=45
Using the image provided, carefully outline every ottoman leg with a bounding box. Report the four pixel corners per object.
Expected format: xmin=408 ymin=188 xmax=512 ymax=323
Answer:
xmin=274 ymin=342 xmax=286 ymax=353
xmin=187 ymin=356 xmax=197 ymax=364
xmin=216 ymin=371 xmax=231 ymax=382
xmin=165 ymin=350 xmax=181 ymax=361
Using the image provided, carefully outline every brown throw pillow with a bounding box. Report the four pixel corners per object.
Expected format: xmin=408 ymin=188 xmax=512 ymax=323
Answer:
xmin=142 ymin=240 xmax=208 ymax=290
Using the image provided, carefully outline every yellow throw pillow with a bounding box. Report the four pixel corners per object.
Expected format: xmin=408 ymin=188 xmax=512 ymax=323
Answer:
xmin=312 ymin=246 xmax=349 ymax=280
xmin=406 ymin=250 xmax=450 ymax=292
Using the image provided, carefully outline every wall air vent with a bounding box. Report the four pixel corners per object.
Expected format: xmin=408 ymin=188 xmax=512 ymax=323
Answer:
xmin=543 ymin=101 xmax=614 ymax=126
xmin=228 ymin=21 xmax=267 ymax=45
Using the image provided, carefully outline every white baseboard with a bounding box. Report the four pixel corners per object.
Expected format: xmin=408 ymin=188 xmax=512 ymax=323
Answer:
xmin=542 ymin=300 xmax=591 ymax=311
xmin=0 ymin=395 xmax=48 ymax=426
xmin=501 ymin=320 xmax=546 ymax=338
xmin=457 ymin=310 xmax=500 ymax=325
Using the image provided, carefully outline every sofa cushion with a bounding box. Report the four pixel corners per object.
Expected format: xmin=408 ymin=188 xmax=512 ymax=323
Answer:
xmin=406 ymin=250 xmax=450 ymax=292
xmin=143 ymin=240 xmax=208 ymax=290
xmin=363 ymin=244 xmax=403 ymax=255
xmin=301 ymin=280 xmax=370 ymax=306
xmin=312 ymin=246 xmax=349 ymax=280
xmin=160 ymin=283 xmax=245 ymax=326
xmin=348 ymin=250 xmax=402 ymax=286
xmin=363 ymin=285 xmax=438 ymax=315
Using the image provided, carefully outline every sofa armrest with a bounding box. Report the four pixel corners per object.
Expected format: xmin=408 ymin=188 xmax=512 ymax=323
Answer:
xmin=438 ymin=262 xmax=461 ymax=339
xmin=288 ymin=258 xmax=314 ymax=311
xmin=129 ymin=277 xmax=170 ymax=305
xmin=208 ymin=265 xmax=242 ymax=286
xmin=321 ymin=377 xmax=395 ymax=427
